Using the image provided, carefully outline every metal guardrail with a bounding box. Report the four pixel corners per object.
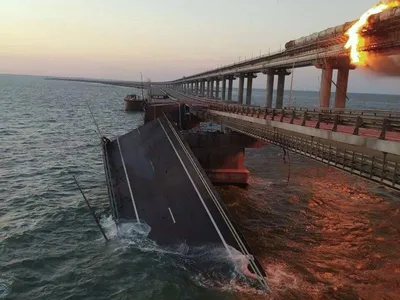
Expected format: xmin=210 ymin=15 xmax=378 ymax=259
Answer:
xmin=206 ymin=103 xmax=400 ymax=140
xmin=194 ymin=110 xmax=400 ymax=191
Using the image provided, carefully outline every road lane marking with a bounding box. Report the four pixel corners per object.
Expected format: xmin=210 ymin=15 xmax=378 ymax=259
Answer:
xmin=163 ymin=114 xmax=268 ymax=289
xmin=168 ymin=207 xmax=176 ymax=224
xmin=157 ymin=118 xmax=233 ymax=259
xmin=150 ymin=160 xmax=155 ymax=171
xmin=117 ymin=137 xmax=140 ymax=223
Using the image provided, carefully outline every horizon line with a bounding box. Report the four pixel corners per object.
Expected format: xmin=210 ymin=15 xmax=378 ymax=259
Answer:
xmin=1 ymin=72 xmax=400 ymax=97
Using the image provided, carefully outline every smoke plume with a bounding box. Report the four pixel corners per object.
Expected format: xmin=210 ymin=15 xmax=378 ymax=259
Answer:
xmin=365 ymin=54 xmax=400 ymax=76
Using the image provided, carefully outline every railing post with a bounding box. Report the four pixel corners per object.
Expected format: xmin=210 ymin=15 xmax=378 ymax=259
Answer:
xmin=272 ymin=109 xmax=276 ymax=121
xmin=315 ymin=113 xmax=322 ymax=129
xmin=332 ymin=114 xmax=340 ymax=132
xmin=353 ymin=116 xmax=363 ymax=135
xmin=379 ymin=118 xmax=390 ymax=140
xmin=301 ymin=111 xmax=308 ymax=126
xmin=290 ymin=110 xmax=296 ymax=124
xmin=280 ymin=109 xmax=285 ymax=122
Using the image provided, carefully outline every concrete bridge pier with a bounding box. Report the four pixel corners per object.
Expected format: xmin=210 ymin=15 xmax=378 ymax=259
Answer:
xmin=182 ymin=132 xmax=265 ymax=185
xmin=237 ymin=73 xmax=245 ymax=104
xmin=215 ymin=78 xmax=220 ymax=99
xmin=264 ymin=69 xmax=275 ymax=108
xmin=210 ymin=79 xmax=215 ymax=98
xmin=200 ymin=80 xmax=205 ymax=97
xmin=316 ymin=58 xmax=353 ymax=109
xmin=207 ymin=79 xmax=211 ymax=98
xmin=276 ymin=69 xmax=290 ymax=109
xmin=335 ymin=68 xmax=350 ymax=109
xmin=221 ymin=76 xmax=226 ymax=100
xmin=195 ymin=81 xmax=199 ymax=95
xmin=227 ymin=76 xmax=234 ymax=101
xmin=246 ymin=73 xmax=257 ymax=105
xmin=319 ymin=66 xmax=333 ymax=108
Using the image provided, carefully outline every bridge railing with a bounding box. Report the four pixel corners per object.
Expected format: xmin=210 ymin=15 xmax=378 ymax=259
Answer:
xmin=204 ymin=103 xmax=400 ymax=140
xmin=194 ymin=110 xmax=400 ymax=191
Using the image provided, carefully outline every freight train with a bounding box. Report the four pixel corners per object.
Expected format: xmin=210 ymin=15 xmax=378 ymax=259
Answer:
xmin=284 ymin=7 xmax=400 ymax=50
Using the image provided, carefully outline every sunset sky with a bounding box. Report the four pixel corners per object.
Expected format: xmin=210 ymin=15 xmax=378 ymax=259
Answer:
xmin=1 ymin=0 xmax=399 ymax=94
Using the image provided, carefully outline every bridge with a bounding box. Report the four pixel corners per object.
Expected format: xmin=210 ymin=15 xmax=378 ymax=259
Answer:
xmin=157 ymin=7 xmax=400 ymax=110
xmin=96 ymin=6 xmax=400 ymax=290
xmin=143 ymin=8 xmax=400 ymax=191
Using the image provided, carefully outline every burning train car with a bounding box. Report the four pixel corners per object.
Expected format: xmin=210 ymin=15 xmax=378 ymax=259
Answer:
xmin=284 ymin=6 xmax=400 ymax=51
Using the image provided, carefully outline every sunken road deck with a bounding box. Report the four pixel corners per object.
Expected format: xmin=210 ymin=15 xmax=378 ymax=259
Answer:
xmin=102 ymin=116 xmax=267 ymax=288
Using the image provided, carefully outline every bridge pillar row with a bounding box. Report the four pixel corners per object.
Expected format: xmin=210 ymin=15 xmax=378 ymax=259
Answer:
xmin=237 ymin=73 xmax=245 ymax=104
xmin=221 ymin=75 xmax=226 ymax=100
xmin=227 ymin=76 xmax=234 ymax=101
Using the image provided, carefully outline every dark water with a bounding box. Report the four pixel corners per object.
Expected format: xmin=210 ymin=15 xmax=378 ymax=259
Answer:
xmin=1 ymin=74 xmax=399 ymax=299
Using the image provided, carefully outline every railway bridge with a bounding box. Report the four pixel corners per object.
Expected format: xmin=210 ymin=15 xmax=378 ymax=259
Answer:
xmin=146 ymin=8 xmax=400 ymax=191
xmin=155 ymin=7 xmax=400 ymax=110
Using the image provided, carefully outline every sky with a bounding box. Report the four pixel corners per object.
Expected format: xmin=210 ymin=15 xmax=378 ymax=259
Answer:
xmin=1 ymin=0 xmax=399 ymax=94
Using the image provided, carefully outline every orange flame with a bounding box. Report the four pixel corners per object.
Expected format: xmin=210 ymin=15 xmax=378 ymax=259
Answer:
xmin=345 ymin=1 xmax=400 ymax=65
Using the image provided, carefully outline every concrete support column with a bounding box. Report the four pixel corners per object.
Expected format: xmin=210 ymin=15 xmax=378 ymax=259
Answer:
xmin=246 ymin=75 xmax=253 ymax=105
xmin=207 ymin=80 xmax=211 ymax=98
xmin=276 ymin=71 xmax=286 ymax=109
xmin=228 ymin=77 xmax=233 ymax=101
xmin=319 ymin=67 xmax=333 ymax=108
xmin=221 ymin=76 xmax=226 ymax=100
xmin=265 ymin=71 xmax=274 ymax=108
xmin=210 ymin=80 xmax=214 ymax=98
xmin=215 ymin=79 xmax=220 ymax=99
xmin=238 ymin=73 xmax=245 ymax=104
xmin=200 ymin=81 xmax=205 ymax=97
xmin=195 ymin=81 xmax=199 ymax=95
xmin=335 ymin=68 xmax=350 ymax=109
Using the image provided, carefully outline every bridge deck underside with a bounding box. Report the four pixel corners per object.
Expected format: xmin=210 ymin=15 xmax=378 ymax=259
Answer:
xmin=195 ymin=110 xmax=400 ymax=191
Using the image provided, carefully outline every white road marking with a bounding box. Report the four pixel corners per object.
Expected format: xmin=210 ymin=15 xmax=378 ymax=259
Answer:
xmin=158 ymin=119 xmax=233 ymax=259
xmin=116 ymin=137 xmax=140 ymax=223
xmin=168 ymin=207 xmax=176 ymax=224
xmin=163 ymin=114 xmax=268 ymax=289
xmin=150 ymin=160 xmax=155 ymax=171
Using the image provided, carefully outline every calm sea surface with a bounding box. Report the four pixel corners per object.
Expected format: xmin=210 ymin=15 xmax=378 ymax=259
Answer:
xmin=1 ymin=74 xmax=399 ymax=299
